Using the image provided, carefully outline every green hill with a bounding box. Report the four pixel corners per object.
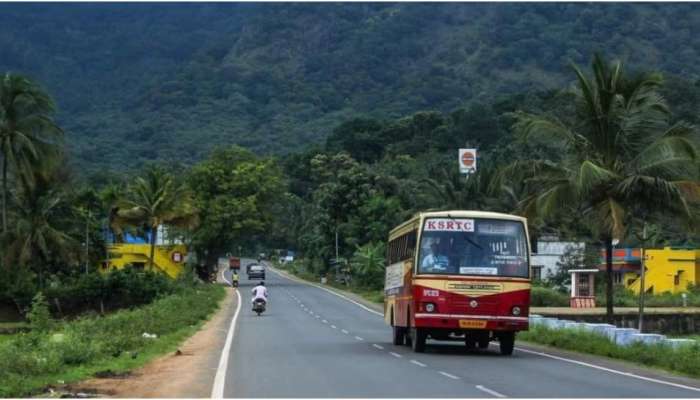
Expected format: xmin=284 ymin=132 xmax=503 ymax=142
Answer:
xmin=2 ymin=3 xmax=700 ymax=174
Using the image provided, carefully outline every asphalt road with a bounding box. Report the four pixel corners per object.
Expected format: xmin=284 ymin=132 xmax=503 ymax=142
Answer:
xmin=221 ymin=260 xmax=700 ymax=398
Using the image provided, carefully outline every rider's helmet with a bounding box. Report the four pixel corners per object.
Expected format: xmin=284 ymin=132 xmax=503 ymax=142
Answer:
xmin=259 ymin=281 xmax=265 ymax=286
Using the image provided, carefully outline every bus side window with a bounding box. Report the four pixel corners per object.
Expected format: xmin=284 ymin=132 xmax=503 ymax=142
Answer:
xmin=407 ymin=230 xmax=417 ymax=260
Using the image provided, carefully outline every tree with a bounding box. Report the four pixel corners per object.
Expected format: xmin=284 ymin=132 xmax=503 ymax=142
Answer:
xmin=0 ymin=73 xmax=62 ymax=233
xmin=507 ymin=54 xmax=700 ymax=322
xmin=188 ymin=146 xmax=284 ymax=268
xmin=112 ymin=165 xmax=198 ymax=270
xmin=350 ymin=241 xmax=386 ymax=289
xmin=1 ymin=170 xmax=79 ymax=284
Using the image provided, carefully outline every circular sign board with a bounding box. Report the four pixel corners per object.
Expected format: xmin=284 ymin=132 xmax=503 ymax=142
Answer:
xmin=172 ymin=252 xmax=183 ymax=263
xmin=461 ymin=152 xmax=475 ymax=167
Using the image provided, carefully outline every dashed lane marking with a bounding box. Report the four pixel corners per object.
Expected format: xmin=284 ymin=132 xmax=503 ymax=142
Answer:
xmin=331 ymin=325 xmax=337 ymax=329
xmin=439 ymin=371 xmax=460 ymax=380
xmin=389 ymin=352 xmax=402 ymax=358
xmin=476 ymin=385 xmax=506 ymax=398
xmin=410 ymin=360 xmax=426 ymax=367
xmin=373 ymin=344 xmax=384 ymax=350
xmin=355 ymin=336 xmax=364 ymax=341
xmin=341 ymin=329 xmax=349 ymax=334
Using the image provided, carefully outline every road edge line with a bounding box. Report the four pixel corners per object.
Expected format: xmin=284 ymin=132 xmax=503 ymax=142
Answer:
xmin=211 ymin=279 xmax=241 ymax=398
xmin=515 ymin=346 xmax=700 ymax=393
xmin=268 ymin=266 xmax=383 ymax=316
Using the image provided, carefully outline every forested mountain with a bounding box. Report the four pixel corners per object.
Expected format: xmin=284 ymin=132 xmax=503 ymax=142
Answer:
xmin=2 ymin=3 xmax=700 ymax=174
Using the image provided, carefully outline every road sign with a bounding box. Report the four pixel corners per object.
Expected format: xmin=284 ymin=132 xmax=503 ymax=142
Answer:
xmin=459 ymin=148 xmax=477 ymax=174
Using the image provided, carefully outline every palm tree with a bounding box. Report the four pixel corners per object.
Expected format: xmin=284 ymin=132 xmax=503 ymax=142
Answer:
xmin=111 ymin=166 xmax=198 ymax=270
xmin=0 ymin=73 xmax=62 ymax=233
xmin=505 ymin=54 xmax=700 ymax=322
xmin=1 ymin=172 xmax=79 ymax=285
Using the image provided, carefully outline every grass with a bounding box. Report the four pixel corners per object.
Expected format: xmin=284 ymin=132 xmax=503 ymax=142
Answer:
xmin=0 ymin=284 xmax=225 ymax=398
xmin=519 ymin=325 xmax=700 ymax=378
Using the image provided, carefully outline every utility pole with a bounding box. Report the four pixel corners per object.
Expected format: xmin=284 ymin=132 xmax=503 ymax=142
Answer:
xmin=636 ymin=222 xmax=657 ymax=333
xmin=84 ymin=208 xmax=90 ymax=274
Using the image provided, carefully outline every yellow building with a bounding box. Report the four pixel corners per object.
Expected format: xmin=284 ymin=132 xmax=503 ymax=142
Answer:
xmin=627 ymin=248 xmax=700 ymax=294
xmin=102 ymin=243 xmax=188 ymax=279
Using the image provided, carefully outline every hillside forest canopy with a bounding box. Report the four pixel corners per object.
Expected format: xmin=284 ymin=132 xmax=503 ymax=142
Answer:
xmin=0 ymin=3 xmax=699 ymax=321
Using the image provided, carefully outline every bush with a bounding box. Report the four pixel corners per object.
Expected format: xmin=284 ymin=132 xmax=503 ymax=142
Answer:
xmin=27 ymin=293 xmax=52 ymax=332
xmin=0 ymin=284 xmax=225 ymax=397
xmin=530 ymin=286 xmax=569 ymax=307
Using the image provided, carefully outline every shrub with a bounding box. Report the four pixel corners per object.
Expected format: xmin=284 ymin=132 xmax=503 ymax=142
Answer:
xmin=530 ymin=286 xmax=569 ymax=307
xmin=27 ymin=293 xmax=52 ymax=332
xmin=0 ymin=284 xmax=225 ymax=397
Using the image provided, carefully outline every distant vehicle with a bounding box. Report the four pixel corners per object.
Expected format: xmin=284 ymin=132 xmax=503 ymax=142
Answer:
xmin=384 ymin=210 xmax=531 ymax=355
xmin=246 ymin=262 xmax=260 ymax=275
xmin=229 ymin=256 xmax=241 ymax=271
xmin=248 ymin=264 xmax=265 ymax=280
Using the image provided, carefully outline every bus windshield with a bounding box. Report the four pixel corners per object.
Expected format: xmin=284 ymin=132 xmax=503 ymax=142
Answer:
xmin=417 ymin=218 xmax=529 ymax=278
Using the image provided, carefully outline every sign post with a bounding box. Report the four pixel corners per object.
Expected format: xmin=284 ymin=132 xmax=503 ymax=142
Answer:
xmin=459 ymin=148 xmax=477 ymax=175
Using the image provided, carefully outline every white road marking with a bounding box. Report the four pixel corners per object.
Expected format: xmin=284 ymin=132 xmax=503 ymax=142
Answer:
xmin=355 ymin=336 xmax=364 ymax=341
xmin=341 ymin=329 xmax=349 ymax=334
xmin=211 ymin=287 xmax=242 ymax=398
xmin=269 ymin=267 xmax=382 ymax=316
xmin=221 ymin=268 xmax=231 ymax=286
xmin=439 ymin=371 xmax=460 ymax=380
xmin=389 ymin=352 xmax=402 ymax=358
xmin=515 ymin=347 xmax=700 ymax=393
xmin=410 ymin=360 xmax=426 ymax=367
xmin=315 ymin=315 xmax=320 ymax=319
xmin=331 ymin=325 xmax=337 ymax=329
xmin=322 ymin=320 xmax=328 ymax=324
xmin=373 ymin=344 xmax=384 ymax=350
xmin=476 ymin=385 xmax=506 ymax=398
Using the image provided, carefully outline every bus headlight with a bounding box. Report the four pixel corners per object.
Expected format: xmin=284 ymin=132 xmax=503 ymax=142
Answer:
xmin=425 ymin=303 xmax=436 ymax=313
xmin=511 ymin=306 xmax=521 ymax=316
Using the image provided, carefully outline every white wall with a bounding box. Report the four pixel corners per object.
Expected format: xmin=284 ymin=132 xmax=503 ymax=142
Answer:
xmin=531 ymin=241 xmax=585 ymax=279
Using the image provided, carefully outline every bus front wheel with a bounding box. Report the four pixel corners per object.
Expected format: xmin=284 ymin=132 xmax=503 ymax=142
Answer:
xmin=392 ymin=326 xmax=406 ymax=345
xmin=411 ymin=328 xmax=426 ymax=353
xmin=499 ymin=332 xmax=515 ymax=355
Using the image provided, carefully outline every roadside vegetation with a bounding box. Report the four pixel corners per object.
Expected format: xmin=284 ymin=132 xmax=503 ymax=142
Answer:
xmin=0 ymin=282 xmax=225 ymax=398
xmin=519 ymin=325 xmax=700 ymax=379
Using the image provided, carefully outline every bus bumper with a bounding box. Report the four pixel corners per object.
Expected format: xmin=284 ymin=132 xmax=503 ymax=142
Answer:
xmin=413 ymin=313 xmax=529 ymax=331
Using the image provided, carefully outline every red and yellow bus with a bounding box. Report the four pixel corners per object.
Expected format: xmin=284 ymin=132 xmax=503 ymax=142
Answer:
xmin=384 ymin=210 xmax=531 ymax=355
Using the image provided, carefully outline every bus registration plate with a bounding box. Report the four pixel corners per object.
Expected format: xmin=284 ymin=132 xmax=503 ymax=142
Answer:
xmin=459 ymin=320 xmax=487 ymax=329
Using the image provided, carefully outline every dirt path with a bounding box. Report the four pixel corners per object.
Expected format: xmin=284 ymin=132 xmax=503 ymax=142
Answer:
xmin=71 ymin=284 xmax=237 ymax=398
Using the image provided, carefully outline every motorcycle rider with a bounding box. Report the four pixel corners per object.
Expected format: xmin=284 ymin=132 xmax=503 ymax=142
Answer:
xmin=251 ymin=281 xmax=268 ymax=305
xmin=231 ymin=271 xmax=239 ymax=287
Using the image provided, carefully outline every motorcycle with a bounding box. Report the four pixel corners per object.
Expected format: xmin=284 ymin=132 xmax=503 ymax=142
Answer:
xmin=252 ymin=298 xmax=266 ymax=316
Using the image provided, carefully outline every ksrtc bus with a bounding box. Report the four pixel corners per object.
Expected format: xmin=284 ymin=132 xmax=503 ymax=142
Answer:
xmin=384 ymin=210 xmax=531 ymax=355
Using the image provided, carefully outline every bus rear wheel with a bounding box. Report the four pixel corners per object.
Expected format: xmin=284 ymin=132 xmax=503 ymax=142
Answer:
xmin=392 ymin=326 xmax=406 ymax=346
xmin=499 ymin=332 xmax=515 ymax=355
xmin=411 ymin=328 xmax=426 ymax=353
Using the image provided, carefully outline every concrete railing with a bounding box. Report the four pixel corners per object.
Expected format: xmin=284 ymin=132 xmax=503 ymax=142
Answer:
xmin=529 ymin=315 xmax=697 ymax=348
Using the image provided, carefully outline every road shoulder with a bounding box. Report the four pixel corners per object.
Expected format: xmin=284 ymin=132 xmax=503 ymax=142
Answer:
xmin=70 ymin=284 xmax=238 ymax=398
